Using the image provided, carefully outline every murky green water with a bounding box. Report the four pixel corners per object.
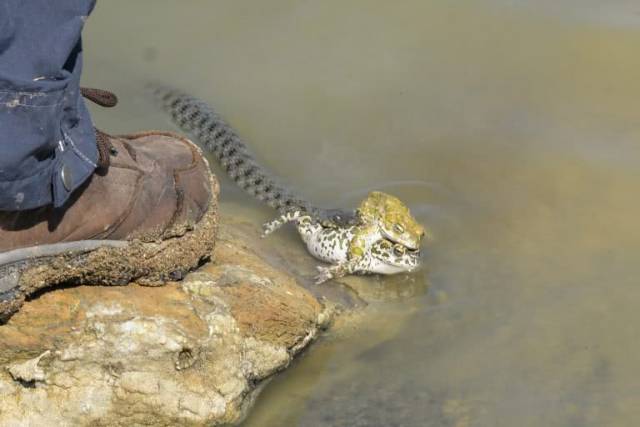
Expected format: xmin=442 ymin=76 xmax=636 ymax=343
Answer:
xmin=85 ymin=1 xmax=640 ymax=425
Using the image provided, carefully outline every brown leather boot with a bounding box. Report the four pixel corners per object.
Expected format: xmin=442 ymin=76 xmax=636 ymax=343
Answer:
xmin=0 ymin=125 xmax=219 ymax=322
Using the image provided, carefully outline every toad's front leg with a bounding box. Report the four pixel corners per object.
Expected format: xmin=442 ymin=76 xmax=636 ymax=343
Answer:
xmin=314 ymin=230 xmax=380 ymax=284
xmin=262 ymin=210 xmax=310 ymax=237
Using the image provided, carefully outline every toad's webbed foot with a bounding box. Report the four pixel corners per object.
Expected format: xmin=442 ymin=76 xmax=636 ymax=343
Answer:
xmin=314 ymin=265 xmax=335 ymax=284
xmin=314 ymin=261 xmax=354 ymax=284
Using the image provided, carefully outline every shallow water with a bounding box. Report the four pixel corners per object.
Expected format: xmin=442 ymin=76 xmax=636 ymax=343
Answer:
xmin=84 ymin=1 xmax=640 ymax=425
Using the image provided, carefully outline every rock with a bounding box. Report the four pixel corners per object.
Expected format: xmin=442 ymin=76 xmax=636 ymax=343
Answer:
xmin=6 ymin=350 xmax=50 ymax=384
xmin=0 ymin=215 xmax=339 ymax=427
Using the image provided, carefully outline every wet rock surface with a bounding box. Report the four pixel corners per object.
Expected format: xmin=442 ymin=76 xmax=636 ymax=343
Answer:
xmin=0 ymin=214 xmax=354 ymax=426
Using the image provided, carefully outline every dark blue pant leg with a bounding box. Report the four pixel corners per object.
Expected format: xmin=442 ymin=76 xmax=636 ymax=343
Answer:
xmin=0 ymin=0 xmax=98 ymax=210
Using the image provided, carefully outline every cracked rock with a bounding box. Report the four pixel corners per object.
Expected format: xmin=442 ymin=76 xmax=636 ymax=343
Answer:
xmin=0 ymin=217 xmax=339 ymax=426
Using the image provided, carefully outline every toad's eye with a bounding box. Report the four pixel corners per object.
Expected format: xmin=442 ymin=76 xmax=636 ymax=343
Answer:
xmin=393 ymin=223 xmax=405 ymax=234
xmin=393 ymin=244 xmax=406 ymax=256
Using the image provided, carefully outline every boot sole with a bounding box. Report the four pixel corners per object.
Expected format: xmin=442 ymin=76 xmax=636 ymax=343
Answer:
xmin=0 ymin=165 xmax=218 ymax=323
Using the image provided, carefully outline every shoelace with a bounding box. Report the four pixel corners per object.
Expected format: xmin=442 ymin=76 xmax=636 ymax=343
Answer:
xmin=80 ymin=87 xmax=119 ymax=170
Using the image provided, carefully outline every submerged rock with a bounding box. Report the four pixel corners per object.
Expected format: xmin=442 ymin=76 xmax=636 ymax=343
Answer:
xmin=0 ymin=216 xmax=337 ymax=426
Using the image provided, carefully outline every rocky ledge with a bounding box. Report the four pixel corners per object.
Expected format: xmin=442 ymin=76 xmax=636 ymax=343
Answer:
xmin=0 ymin=213 xmax=351 ymax=426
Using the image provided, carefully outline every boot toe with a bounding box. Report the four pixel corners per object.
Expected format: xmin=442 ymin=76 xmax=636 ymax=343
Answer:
xmin=122 ymin=131 xmax=216 ymax=228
